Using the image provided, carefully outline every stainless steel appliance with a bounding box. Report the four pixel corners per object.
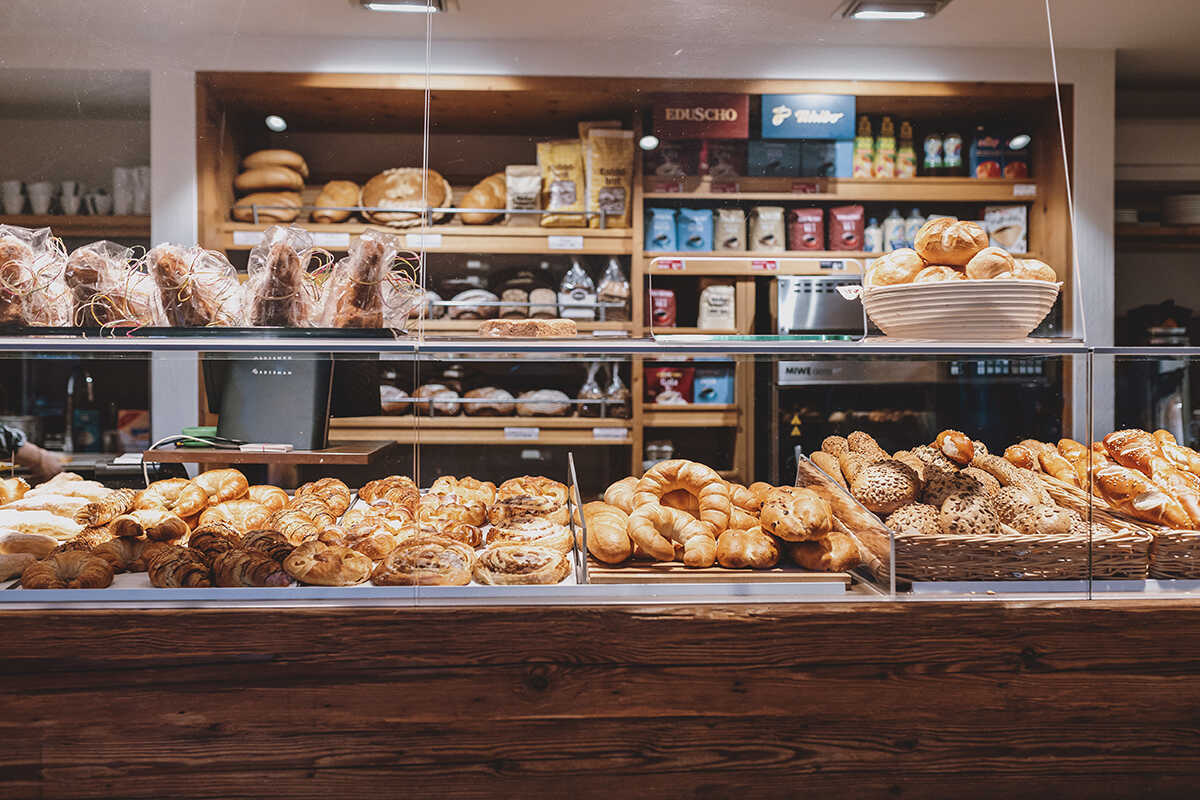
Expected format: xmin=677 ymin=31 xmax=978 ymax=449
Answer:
xmin=775 ymin=275 xmax=866 ymax=336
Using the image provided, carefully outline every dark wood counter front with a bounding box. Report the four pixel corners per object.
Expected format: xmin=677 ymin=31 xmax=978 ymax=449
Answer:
xmin=3 ymin=600 xmax=1200 ymax=799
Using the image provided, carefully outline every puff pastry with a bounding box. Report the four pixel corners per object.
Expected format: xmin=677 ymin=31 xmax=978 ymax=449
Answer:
xmin=472 ymin=543 xmax=571 ymax=585
xmin=193 ymin=469 xmax=250 ymax=503
xmin=295 ymin=477 xmax=352 ymax=516
xmin=135 ymin=478 xmax=209 ymax=518
xmin=284 ymin=540 xmax=373 ymax=586
xmin=21 ymin=550 xmax=114 ymax=589
xmin=488 ymin=518 xmax=573 ymax=553
xmin=111 ymin=508 xmax=190 ymax=542
xmin=371 ymin=535 xmax=476 ymax=586
xmin=198 ymin=499 xmax=272 ymax=535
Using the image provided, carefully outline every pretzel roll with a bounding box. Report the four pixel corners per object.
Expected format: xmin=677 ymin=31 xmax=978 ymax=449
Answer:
xmin=1004 ymin=444 xmax=1039 ymax=471
xmin=965 ymin=247 xmax=1017 ymax=280
xmin=627 ymin=504 xmax=716 ymax=567
xmin=633 ymin=459 xmax=731 ymax=537
xmin=864 ymin=248 xmax=925 ymax=287
xmin=603 ymin=476 xmax=638 ymax=514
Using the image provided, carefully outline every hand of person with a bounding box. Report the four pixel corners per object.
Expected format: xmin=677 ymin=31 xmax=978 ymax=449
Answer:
xmin=17 ymin=443 xmax=63 ymax=483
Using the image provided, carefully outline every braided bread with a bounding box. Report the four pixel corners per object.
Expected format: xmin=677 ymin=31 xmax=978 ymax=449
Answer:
xmin=22 ymin=550 xmax=114 ymax=589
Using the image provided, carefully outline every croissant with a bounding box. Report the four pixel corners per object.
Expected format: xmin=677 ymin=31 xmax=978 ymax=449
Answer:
xmin=135 ymin=478 xmax=209 ymax=517
xmin=213 ymin=549 xmax=291 ymax=587
xmin=21 ymin=550 xmax=114 ymax=589
xmin=268 ymin=508 xmax=321 ymax=545
xmin=241 ymin=529 xmax=295 ymax=563
xmin=285 ymin=498 xmax=338 ymax=529
xmin=0 ymin=529 xmax=58 ymax=558
xmin=1092 ymin=463 xmax=1192 ymax=529
xmin=110 ymin=509 xmax=190 ymax=542
xmin=1038 ymin=448 xmax=1079 ymax=487
xmin=358 ymin=476 xmax=419 ymax=509
xmin=147 ymin=545 xmax=212 ymax=588
xmin=295 ymin=477 xmax=352 ymax=516
xmin=92 ymin=537 xmax=168 ymax=574
xmin=188 ymin=523 xmax=243 ymax=565
xmin=192 ymin=468 xmax=249 ymax=503
xmin=602 ymin=477 xmax=638 ymax=514
xmin=199 ymin=499 xmax=272 ymax=534
xmin=0 ymin=552 xmax=35 ymax=581
xmin=633 ymin=459 xmax=731 ymax=537
xmin=247 ymin=485 xmax=289 ymax=511
xmin=628 ymin=504 xmax=716 ymax=567
xmin=74 ymin=488 xmax=137 ymax=526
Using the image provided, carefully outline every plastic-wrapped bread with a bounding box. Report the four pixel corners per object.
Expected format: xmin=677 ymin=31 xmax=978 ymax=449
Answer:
xmin=147 ymin=244 xmax=241 ymax=327
xmin=516 ymin=389 xmax=572 ymax=417
xmin=245 ymin=225 xmax=319 ymax=327
xmin=64 ymin=241 xmax=131 ymax=326
xmin=0 ymin=232 xmax=35 ymax=325
xmin=319 ymin=230 xmax=400 ymax=328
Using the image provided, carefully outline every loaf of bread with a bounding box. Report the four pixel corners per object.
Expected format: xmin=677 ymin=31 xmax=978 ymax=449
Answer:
xmin=448 ymin=289 xmax=499 ymax=320
xmin=311 ymin=180 xmax=359 ymax=223
xmin=965 ymin=247 xmax=1017 ymax=280
xmin=360 ymin=168 xmax=452 ymax=227
xmin=414 ymin=384 xmax=461 ymax=416
xmin=478 ymin=318 xmax=578 ymax=338
xmin=914 ymin=217 xmax=988 ymax=267
xmin=242 ymin=149 xmax=309 ymax=179
xmin=458 ymin=173 xmax=506 ymax=224
xmin=234 ymin=166 xmax=305 ymax=194
xmin=516 ymin=389 xmax=572 ymax=417
xmin=231 ymin=192 xmax=301 ymax=222
xmin=463 ymin=387 xmax=516 ymax=416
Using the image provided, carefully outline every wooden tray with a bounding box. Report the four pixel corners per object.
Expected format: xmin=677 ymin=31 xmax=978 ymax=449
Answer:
xmin=587 ymin=559 xmax=851 ymax=585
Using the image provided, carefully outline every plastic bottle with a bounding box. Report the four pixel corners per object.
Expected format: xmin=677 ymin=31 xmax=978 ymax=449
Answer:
xmin=923 ymin=132 xmax=944 ymax=176
xmin=852 ymin=115 xmax=874 ymax=178
xmin=873 ymin=116 xmax=896 ymax=179
xmin=943 ymin=130 xmax=964 ymax=177
xmin=864 ymin=217 xmax=883 ymax=254
xmin=558 ymin=257 xmax=596 ymax=320
xmin=897 ymin=121 xmax=917 ymax=179
xmin=882 ymin=209 xmax=905 ymax=252
xmin=904 ymin=208 xmax=925 ymax=249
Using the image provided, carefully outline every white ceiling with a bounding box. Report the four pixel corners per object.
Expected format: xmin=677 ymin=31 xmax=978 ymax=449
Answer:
xmin=1 ymin=0 xmax=1198 ymax=91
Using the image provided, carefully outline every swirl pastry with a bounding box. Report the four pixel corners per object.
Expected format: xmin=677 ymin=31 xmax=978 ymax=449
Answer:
xmin=21 ymin=550 xmax=114 ymax=589
xmin=284 ymin=540 xmax=373 ymax=586
xmin=488 ymin=518 xmax=573 ymax=553
xmin=295 ymin=477 xmax=352 ymax=516
xmin=371 ymin=535 xmax=475 ymax=586
xmin=473 ymin=543 xmax=571 ymax=585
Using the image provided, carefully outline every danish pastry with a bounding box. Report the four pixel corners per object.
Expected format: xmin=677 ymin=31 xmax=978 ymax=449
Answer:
xmin=147 ymin=545 xmax=212 ymax=588
xmin=488 ymin=518 xmax=573 ymax=553
xmin=716 ymin=527 xmax=780 ymax=569
xmin=786 ymin=532 xmax=861 ymax=572
xmin=192 ymin=468 xmax=249 ymax=503
xmin=295 ymin=477 xmax=352 ymax=516
xmin=864 ymin=248 xmax=925 ymax=287
xmin=913 ymin=217 xmax=988 ymax=267
xmin=371 ymin=535 xmax=476 ymax=586
xmin=487 ymin=495 xmax=568 ymax=527
xmin=759 ymin=486 xmax=833 ymax=542
xmin=498 ymin=476 xmax=569 ymax=505
xmin=198 ymin=499 xmax=272 ymax=534
xmin=633 ymin=459 xmax=731 ymax=537
xmin=628 ymin=503 xmax=717 ymax=567
xmin=213 ymin=549 xmax=291 ymax=587
xmin=247 ymin=485 xmax=289 ymax=512
xmin=110 ymin=509 xmax=190 ymax=542
xmin=581 ymin=501 xmax=631 ymax=564
xmin=473 ymin=543 xmax=571 ymax=585
xmin=430 ymin=475 xmax=497 ymax=507
xmin=333 ymin=519 xmax=403 ymax=561
xmin=21 ymin=550 xmax=114 ymax=589
xmin=284 ymin=540 xmax=373 ymax=586
xmin=419 ymin=493 xmax=488 ymax=528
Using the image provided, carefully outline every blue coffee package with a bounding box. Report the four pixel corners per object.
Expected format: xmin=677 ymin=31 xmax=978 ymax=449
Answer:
xmin=645 ymin=207 xmax=678 ymax=251
xmin=676 ymin=208 xmax=714 ymax=251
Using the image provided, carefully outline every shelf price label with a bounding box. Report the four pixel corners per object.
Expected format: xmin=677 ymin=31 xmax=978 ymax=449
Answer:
xmin=547 ymin=235 xmax=584 ymax=250
xmin=592 ymin=427 xmax=630 ymax=441
xmin=651 ymin=180 xmax=683 ymax=193
xmin=1013 ymin=184 xmax=1037 ymax=197
xmin=405 ymin=233 xmax=443 ymax=249
xmin=751 ymin=259 xmax=779 ymax=271
xmin=791 ymin=181 xmax=820 ymax=194
xmin=232 ymin=231 xmax=265 ymax=246
xmin=312 ymin=232 xmax=351 ymax=248
xmin=504 ymin=427 xmax=540 ymax=441
xmin=655 ymin=259 xmax=686 ymax=271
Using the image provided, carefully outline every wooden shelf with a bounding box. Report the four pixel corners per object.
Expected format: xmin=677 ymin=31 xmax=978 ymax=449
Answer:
xmin=330 ymin=415 xmax=632 ymax=446
xmin=1116 ymin=223 xmax=1200 ymax=250
xmin=643 ymin=406 xmax=740 ymax=427
xmin=141 ymin=440 xmax=399 ymax=465
xmin=0 ymin=214 xmax=151 ymax=239
xmin=647 ymin=253 xmax=866 ymax=276
xmin=332 ymin=415 xmax=629 ymax=429
xmin=642 ymin=176 xmax=1038 ymax=203
xmin=217 ymin=221 xmax=632 ymax=254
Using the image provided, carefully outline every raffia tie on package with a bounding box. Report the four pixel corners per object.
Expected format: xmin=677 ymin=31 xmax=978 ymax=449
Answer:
xmin=0 ymin=224 xmax=71 ymax=327
xmin=64 ymin=240 xmax=165 ymax=329
xmin=146 ymin=244 xmax=242 ymax=327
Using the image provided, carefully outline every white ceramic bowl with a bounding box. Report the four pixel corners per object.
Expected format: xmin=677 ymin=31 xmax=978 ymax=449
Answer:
xmin=862 ymin=279 xmax=1061 ymax=340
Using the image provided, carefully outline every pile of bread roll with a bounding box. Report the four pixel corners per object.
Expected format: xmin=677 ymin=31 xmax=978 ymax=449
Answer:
xmin=585 ymin=459 xmax=863 ymax=572
xmin=864 ymin=217 xmax=1058 ymax=287
xmin=231 ymin=150 xmax=309 ymax=223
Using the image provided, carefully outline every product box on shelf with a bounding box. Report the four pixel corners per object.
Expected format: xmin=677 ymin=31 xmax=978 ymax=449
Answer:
xmin=801 ymin=141 xmax=853 ymax=178
xmin=761 ymin=94 xmax=856 ymax=140
xmin=748 ymin=141 xmax=802 ymax=177
xmin=645 ymin=365 xmax=695 ymax=404
xmin=693 ymin=363 xmax=736 ymax=404
xmin=653 ymin=94 xmax=750 ymax=140
xmin=969 ymin=130 xmax=1004 ymax=179
xmin=644 ymin=141 xmax=700 ymax=179
xmin=700 ymin=141 xmax=747 ymax=179
xmin=984 ymin=205 xmax=1028 ymax=253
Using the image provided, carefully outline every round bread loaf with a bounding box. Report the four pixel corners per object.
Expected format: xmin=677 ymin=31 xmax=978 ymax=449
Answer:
xmin=234 ymin=166 xmax=304 ymax=194
xmin=311 ymin=180 xmax=359 ymax=223
xmin=360 ymin=168 xmax=452 ymax=227
xmin=458 ymin=173 xmax=506 ymax=224
xmin=242 ymin=149 xmax=309 ymax=179
xmin=231 ymin=191 xmax=301 ymax=222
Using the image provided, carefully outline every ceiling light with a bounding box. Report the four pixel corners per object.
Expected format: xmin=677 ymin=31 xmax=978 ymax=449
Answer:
xmin=639 ymin=135 xmax=660 ymax=151
xmin=838 ymin=1 xmax=950 ymax=21
xmin=1008 ymin=134 xmax=1031 ymax=150
xmin=265 ymin=114 xmax=287 ymax=132
xmin=360 ymin=0 xmax=443 ymax=11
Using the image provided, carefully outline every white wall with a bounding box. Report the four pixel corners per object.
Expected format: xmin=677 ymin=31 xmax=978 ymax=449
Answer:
xmin=0 ymin=34 xmax=1117 ymax=438
xmin=0 ymin=118 xmax=148 ymax=192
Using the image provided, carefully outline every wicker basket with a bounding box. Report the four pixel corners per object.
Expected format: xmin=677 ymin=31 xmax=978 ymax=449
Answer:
xmin=1149 ymin=530 xmax=1200 ymax=579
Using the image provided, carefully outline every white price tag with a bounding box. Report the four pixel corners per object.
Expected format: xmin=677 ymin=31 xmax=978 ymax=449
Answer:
xmin=405 ymin=233 xmax=443 ymax=249
xmin=232 ymin=231 xmax=264 ymax=246
xmin=1013 ymin=184 xmax=1037 ymax=197
xmin=547 ymin=235 xmax=584 ymax=250
xmin=592 ymin=427 xmax=630 ymax=441
xmin=311 ymin=232 xmax=351 ymax=248
xmin=504 ymin=427 xmax=540 ymax=441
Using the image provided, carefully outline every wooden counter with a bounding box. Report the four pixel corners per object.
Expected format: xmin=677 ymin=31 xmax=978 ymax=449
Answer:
xmin=3 ymin=599 xmax=1200 ymax=798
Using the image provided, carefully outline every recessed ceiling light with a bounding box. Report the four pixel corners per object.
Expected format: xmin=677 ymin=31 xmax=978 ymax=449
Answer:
xmin=838 ymin=1 xmax=950 ymax=21
xmin=1008 ymin=134 xmax=1031 ymax=150
xmin=265 ymin=114 xmax=287 ymax=132
xmin=639 ymin=135 xmax=660 ymax=151
xmin=359 ymin=0 xmax=444 ymax=11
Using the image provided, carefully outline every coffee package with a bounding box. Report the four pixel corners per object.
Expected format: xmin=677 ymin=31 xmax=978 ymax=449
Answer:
xmin=748 ymin=206 xmax=785 ymax=252
xmin=698 ymin=283 xmax=736 ymax=330
xmin=828 ymin=205 xmax=865 ymax=251
xmin=715 ymin=208 xmax=746 ymax=251
xmin=505 ymin=165 xmax=541 ymax=226
xmin=787 ymin=208 xmax=824 ymax=251
xmin=645 ymin=208 xmax=677 ymax=251
xmin=585 ymin=129 xmax=634 ymax=228
xmin=646 ymin=288 xmax=677 ymax=328
xmin=984 ymin=205 xmax=1027 ymax=253
xmin=537 ymin=140 xmax=586 ymax=226
xmin=677 ymin=208 xmax=714 ymax=251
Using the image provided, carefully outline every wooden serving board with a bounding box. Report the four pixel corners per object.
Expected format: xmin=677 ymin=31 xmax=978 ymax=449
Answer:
xmin=587 ymin=559 xmax=852 ymax=585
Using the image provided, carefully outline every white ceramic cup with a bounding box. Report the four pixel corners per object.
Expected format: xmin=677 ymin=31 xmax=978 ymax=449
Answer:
xmin=132 ymin=166 xmax=150 ymax=215
xmin=60 ymin=181 xmax=83 ymax=215
xmin=112 ymin=167 xmax=134 ymax=215
xmin=27 ymin=181 xmax=53 ymax=215
xmin=1 ymin=181 xmax=22 ymax=215
xmin=85 ymin=190 xmax=113 ymax=216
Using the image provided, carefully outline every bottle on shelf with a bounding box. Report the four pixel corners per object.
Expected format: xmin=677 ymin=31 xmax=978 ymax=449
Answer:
xmin=943 ymin=129 xmax=964 ymax=177
xmin=923 ymin=131 xmax=944 ymax=177
xmin=558 ymin=257 xmax=597 ymax=321
xmin=864 ymin=217 xmax=883 ymax=254
xmin=64 ymin=365 xmax=100 ymax=454
xmin=897 ymin=121 xmax=917 ymax=179
xmin=852 ymin=115 xmax=874 ymax=178
xmin=904 ymin=208 xmax=925 ymax=249
xmin=873 ymin=116 xmax=896 ymax=179
xmin=882 ymin=208 xmax=905 ymax=252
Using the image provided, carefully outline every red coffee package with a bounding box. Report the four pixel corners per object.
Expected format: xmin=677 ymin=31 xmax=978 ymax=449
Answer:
xmin=645 ymin=288 xmax=677 ymax=328
xmin=828 ymin=205 xmax=865 ymax=250
xmin=787 ymin=208 xmax=825 ymax=251
xmin=644 ymin=365 xmax=695 ymax=404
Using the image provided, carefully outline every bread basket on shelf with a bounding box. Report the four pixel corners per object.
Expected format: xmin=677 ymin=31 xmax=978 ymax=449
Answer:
xmin=861 ymin=279 xmax=1061 ymax=341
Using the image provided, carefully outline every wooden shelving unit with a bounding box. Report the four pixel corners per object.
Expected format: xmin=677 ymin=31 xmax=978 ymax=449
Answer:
xmin=329 ymin=415 xmax=632 ymax=446
xmin=1116 ymin=223 xmax=1200 ymax=250
xmin=643 ymin=176 xmax=1039 ymax=202
xmin=0 ymin=214 xmax=150 ymax=239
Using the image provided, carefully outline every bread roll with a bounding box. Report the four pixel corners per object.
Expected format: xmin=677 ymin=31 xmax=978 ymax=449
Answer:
xmin=913 ymin=265 xmax=964 ymax=283
xmin=515 ymin=389 xmax=572 ymax=417
xmin=965 ymin=246 xmax=1017 ymax=280
xmin=864 ymin=248 xmax=925 ymax=287
xmin=914 ymin=217 xmax=988 ymax=267
xmin=1015 ymin=258 xmax=1058 ymax=282
xmin=242 ymin=149 xmax=309 ymax=179
xmin=231 ymin=192 xmax=301 ymax=222
xmin=716 ymin=527 xmax=780 ymax=569
xmin=311 ymin=180 xmax=360 ymax=223
xmin=458 ymin=173 xmax=506 ymax=224
xmin=234 ymin=166 xmax=304 ymax=194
